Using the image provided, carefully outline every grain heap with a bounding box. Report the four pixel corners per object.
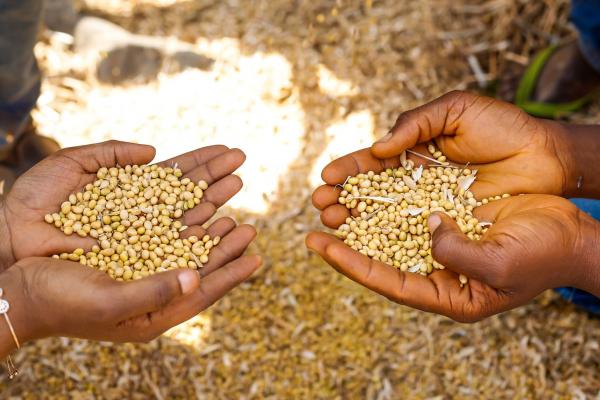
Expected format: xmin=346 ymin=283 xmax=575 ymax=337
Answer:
xmin=335 ymin=143 xmax=508 ymax=284
xmin=44 ymin=164 xmax=219 ymax=281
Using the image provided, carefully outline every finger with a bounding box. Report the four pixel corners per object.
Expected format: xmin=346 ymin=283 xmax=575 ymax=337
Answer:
xmin=312 ymin=184 xmax=341 ymax=210
xmin=468 ymin=161 xmax=523 ymax=199
xmin=471 ymin=156 xmax=560 ymax=198
xmin=180 ymin=216 xmax=237 ymax=241
xmin=320 ymin=204 xmax=350 ymax=229
xmin=141 ymin=255 xmax=262 ymax=335
xmin=472 ymin=200 xmax=506 ymax=222
xmin=314 ymin=144 xmax=431 ymax=208
xmin=181 ymin=202 xmax=217 ymax=227
xmin=202 ymin=175 xmax=243 ymax=207
xmin=158 ymin=145 xmax=229 ymax=173
xmin=321 ymin=148 xmax=402 ymax=185
xmin=305 ymin=232 xmax=468 ymax=316
xmin=371 ymin=91 xmax=480 ymax=159
xmin=428 ymin=213 xmax=501 ymax=283
xmin=199 ymin=224 xmax=257 ymax=276
xmin=184 ymin=148 xmax=246 ymax=185
xmin=56 ymin=140 xmax=156 ymax=173
xmin=468 ymin=179 xmax=505 ymax=201
xmin=41 ymin=226 xmax=97 ymax=255
xmin=181 ymin=255 xmax=261 ymax=312
xmin=109 ymin=268 xmax=201 ymax=319
xmin=181 ymin=171 xmax=245 ymax=226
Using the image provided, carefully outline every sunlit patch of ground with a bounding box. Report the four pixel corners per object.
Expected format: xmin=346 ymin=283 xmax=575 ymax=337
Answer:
xmin=164 ymin=314 xmax=212 ymax=348
xmin=35 ymin=38 xmax=305 ymax=214
xmin=309 ymin=110 xmax=375 ymax=188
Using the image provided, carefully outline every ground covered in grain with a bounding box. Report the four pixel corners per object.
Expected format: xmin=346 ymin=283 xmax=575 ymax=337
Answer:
xmin=1 ymin=0 xmax=600 ymax=398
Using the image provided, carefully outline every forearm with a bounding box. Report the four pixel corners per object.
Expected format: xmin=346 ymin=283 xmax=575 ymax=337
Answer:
xmin=557 ymin=122 xmax=600 ymax=199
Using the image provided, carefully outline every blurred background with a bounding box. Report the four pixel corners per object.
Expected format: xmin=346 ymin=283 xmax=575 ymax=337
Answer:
xmin=1 ymin=0 xmax=600 ymax=398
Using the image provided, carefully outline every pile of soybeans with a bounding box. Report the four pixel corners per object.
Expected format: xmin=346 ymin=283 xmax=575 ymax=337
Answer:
xmin=44 ymin=164 xmax=219 ymax=281
xmin=335 ymin=143 xmax=509 ymax=284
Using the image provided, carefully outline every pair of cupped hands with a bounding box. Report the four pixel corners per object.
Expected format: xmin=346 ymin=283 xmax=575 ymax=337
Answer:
xmin=1 ymin=91 xmax=599 ymax=354
xmin=308 ymin=90 xmax=600 ymax=322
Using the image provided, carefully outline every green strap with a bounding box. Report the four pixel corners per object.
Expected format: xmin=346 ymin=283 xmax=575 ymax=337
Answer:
xmin=515 ymin=44 xmax=599 ymax=118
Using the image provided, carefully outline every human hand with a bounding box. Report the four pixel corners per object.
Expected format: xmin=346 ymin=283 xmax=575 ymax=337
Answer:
xmin=0 ymin=219 xmax=260 ymax=356
xmin=372 ymin=90 xmax=576 ymax=197
xmin=311 ymin=90 xmax=580 ymax=230
xmin=307 ymin=194 xmax=600 ymax=322
xmin=0 ymin=140 xmax=246 ymax=270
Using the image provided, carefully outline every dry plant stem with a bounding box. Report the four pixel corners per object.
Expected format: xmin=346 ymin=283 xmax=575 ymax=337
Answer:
xmin=405 ymin=149 xmax=449 ymax=166
xmin=559 ymin=123 xmax=600 ymax=199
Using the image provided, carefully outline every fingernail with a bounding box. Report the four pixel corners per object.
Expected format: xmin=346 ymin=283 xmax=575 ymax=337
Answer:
xmin=376 ymin=132 xmax=392 ymax=143
xmin=178 ymin=270 xmax=199 ymax=294
xmin=428 ymin=214 xmax=442 ymax=233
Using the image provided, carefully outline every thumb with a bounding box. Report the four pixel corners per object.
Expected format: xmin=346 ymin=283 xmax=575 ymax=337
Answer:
xmin=56 ymin=140 xmax=156 ymax=173
xmin=109 ymin=268 xmax=201 ymax=319
xmin=428 ymin=212 xmax=496 ymax=282
xmin=371 ymin=90 xmax=475 ymax=159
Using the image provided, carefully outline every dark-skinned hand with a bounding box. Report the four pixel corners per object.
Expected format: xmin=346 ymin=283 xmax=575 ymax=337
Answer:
xmin=308 ymin=91 xmax=600 ymax=321
xmin=0 ymin=247 xmax=261 ymax=357
xmin=311 ymin=90 xmax=579 ymax=230
xmin=307 ymin=195 xmax=600 ymax=322
xmin=0 ymin=140 xmax=246 ymax=270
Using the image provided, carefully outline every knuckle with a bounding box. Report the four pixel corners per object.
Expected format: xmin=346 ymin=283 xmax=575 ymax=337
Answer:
xmin=389 ymin=270 xmax=407 ymax=305
xmin=445 ymin=89 xmax=469 ymax=100
xmin=452 ymin=304 xmax=485 ymax=324
xmin=393 ymin=109 xmax=414 ymax=127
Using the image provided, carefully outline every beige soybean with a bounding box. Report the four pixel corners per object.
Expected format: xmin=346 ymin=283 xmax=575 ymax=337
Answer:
xmin=44 ymin=164 xmax=221 ymax=281
xmin=335 ymin=142 xmax=506 ymax=286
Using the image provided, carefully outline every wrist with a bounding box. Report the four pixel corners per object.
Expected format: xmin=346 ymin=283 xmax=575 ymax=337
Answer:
xmin=573 ymin=213 xmax=600 ymax=297
xmin=552 ymin=122 xmax=600 ymax=198
xmin=0 ymin=265 xmax=41 ymax=359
